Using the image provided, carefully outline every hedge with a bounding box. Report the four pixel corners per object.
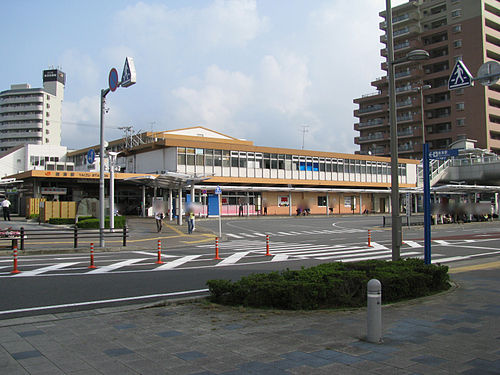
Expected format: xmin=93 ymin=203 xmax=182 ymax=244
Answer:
xmin=206 ymin=259 xmax=450 ymax=310
xmin=75 ymin=216 xmax=126 ymax=229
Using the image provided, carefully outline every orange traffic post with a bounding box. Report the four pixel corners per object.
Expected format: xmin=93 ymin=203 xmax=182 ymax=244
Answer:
xmin=214 ymin=237 xmax=221 ymax=260
xmin=368 ymin=230 xmax=372 ymax=247
xmin=156 ymin=239 xmax=164 ymax=264
xmin=11 ymin=246 xmax=20 ymax=274
xmin=265 ymin=234 xmax=272 ymax=256
xmin=88 ymin=243 xmax=97 ymax=269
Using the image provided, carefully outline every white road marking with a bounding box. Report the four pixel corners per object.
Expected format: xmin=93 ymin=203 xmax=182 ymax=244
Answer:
xmin=271 ymin=254 xmax=289 ymax=262
xmin=404 ymin=240 xmax=422 ymax=248
xmin=434 ymin=240 xmax=451 ymax=245
xmin=133 ymin=251 xmax=175 ymax=258
xmin=216 ymin=251 xmax=251 ymax=266
xmin=0 ymin=289 xmax=210 ymax=316
xmin=13 ymin=262 xmax=80 ymax=277
xmin=227 ymin=233 xmax=244 ymax=239
xmin=155 ymin=255 xmax=202 ymax=270
xmin=87 ymin=258 xmax=147 ymax=274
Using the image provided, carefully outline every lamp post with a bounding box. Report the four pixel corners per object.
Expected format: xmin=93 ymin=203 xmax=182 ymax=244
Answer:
xmin=414 ymin=84 xmax=432 ymax=147
xmin=385 ymin=0 xmax=429 ymax=261
xmin=99 ymin=58 xmax=136 ymax=247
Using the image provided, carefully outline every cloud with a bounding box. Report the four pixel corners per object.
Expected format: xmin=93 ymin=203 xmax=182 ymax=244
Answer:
xmin=172 ymin=65 xmax=254 ymax=132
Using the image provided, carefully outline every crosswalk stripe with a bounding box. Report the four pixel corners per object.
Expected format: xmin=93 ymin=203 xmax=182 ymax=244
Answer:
xmin=403 ymin=240 xmax=422 ymax=248
xmin=271 ymin=254 xmax=289 ymax=262
xmin=227 ymin=234 xmax=244 ymax=239
xmin=155 ymin=255 xmax=201 ymax=270
xmin=277 ymin=232 xmax=293 ymax=236
xmin=134 ymin=251 xmax=175 ymax=258
xmin=240 ymin=233 xmax=257 ymax=238
xmin=13 ymin=262 xmax=80 ymax=277
xmin=87 ymin=258 xmax=147 ymax=274
xmin=326 ymin=251 xmax=421 ymax=263
xmin=434 ymin=240 xmax=451 ymax=245
xmin=217 ymin=252 xmax=251 ymax=266
xmin=252 ymin=232 xmax=267 ymax=237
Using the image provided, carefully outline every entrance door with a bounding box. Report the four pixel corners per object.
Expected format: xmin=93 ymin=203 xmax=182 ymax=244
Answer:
xmin=379 ymin=198 xmax=386 ymax=213
xmin=207 ymin=194 xmax=219 ymax=216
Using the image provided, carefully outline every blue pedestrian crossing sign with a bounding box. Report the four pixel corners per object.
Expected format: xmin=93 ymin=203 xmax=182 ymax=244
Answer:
xmin=121 ymin=57 xmax=136 ymax=88
xmin=215 ymin=186 xmax=222 ymax=195
xmin=448 ymin=60 xmax=473 ymax=90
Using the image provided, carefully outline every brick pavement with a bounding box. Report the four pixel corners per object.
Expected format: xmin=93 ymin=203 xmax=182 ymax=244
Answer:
xmin=0 ymin=265 xmax=499 ymax=374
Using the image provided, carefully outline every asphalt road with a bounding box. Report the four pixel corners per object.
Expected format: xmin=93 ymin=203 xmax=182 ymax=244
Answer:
xmin=1 ymin=215 xmax=499 ymax=320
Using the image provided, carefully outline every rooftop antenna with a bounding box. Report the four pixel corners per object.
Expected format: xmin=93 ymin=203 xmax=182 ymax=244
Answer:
xmin=301 ymin=125 xmax=309 ymax=150
xmin=149 ymin=121 xmax=156 ymax=133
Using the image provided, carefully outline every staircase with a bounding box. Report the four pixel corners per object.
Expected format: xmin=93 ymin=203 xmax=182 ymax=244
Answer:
xmin=417 ymin=158 xmax=452 ymax=188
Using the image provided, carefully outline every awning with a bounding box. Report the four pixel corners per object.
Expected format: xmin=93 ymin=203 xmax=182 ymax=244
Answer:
xmin=124 ymin=172 xmax=210 ymax=189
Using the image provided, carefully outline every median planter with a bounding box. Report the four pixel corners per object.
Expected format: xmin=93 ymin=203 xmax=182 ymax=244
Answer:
xmin=206 ymin=259 xmax=450 ymax=310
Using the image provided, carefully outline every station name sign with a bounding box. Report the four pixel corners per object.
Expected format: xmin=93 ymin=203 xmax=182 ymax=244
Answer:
xmin=428 ymin=149 xmax=459 ymax=160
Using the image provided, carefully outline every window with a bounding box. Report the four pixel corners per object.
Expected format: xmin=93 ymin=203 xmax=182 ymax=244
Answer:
xmin=452 ymin=24 xmax=462 ymax=33
xmin=222 ymin=150 xmax=230 ymax=167
xmin=457 ymin=118 xmax=465 ymax=126
xmin=195 ymin=148 xmax=204 ymax=166
xmin=317 ymin=196 xmax=327 ymax=207
xmin=451 ymin=9 xmax=461 ymax=18
xmin=214 ymin=150 xmax=222 ymax=166
xmin=456 ymin=102 xmax=465 ymax=111
xmin=205 ymin=149 xmax=213 ymax=166
xmin=46 ymin=103 xmax=50 ymax=109
xmin=46 ymin=121 xmax=50 ymax=126
xmin=186 ymin=148 xmax=195 ymax=165
xmin=177 ymin=147 xmax=186 ymax=165
xmin=46 ymin=112 xmax=50 ymax=117
xmin=453 ymin=40 xmax=462 ymax=48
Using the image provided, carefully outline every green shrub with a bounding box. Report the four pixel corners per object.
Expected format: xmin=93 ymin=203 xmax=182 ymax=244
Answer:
xmin=48 ymin=218 xmax=76 ymax=225
xmin=76 ymin=216 xmax=126 ymax=229
xmin=206 ymin=259 xmax=450 ymax=310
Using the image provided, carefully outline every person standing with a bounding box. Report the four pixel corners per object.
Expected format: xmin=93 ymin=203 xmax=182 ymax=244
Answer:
xmin=155 ymin=211 xmax=163 ymax=232
xmin=2 ymin=198 xmax=11 ymax=221
xmin=238 ymin=198 xmax=244 ymax=217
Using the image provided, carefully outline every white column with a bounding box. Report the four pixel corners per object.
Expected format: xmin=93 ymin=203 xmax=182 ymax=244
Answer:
xmin=326 ymin=194 xmax=329 ymax=216
xmin=169 ymin=189 xmax=173 ymax=221
xmin=178 ymin=188 xmax=183 ymax=226
xmin=289 ymin=192 xmax=292 ymax=216
xmin=141 ymin=185 xmax=146 ymax=217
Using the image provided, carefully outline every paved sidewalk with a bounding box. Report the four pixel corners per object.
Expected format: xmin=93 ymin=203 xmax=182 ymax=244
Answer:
xmin=1 ymin=265 xmax=499 ymax=374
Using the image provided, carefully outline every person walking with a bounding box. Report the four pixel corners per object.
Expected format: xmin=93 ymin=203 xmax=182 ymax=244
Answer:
xmin=188 ymin=211 xmax=195 ymax=234
xmin=2 ymin=198 xmax=11 ymax=221
xmin=155 ymin=211 xmax=164 ymax=232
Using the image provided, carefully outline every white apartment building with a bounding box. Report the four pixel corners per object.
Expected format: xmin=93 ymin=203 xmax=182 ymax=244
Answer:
xmin=0 ymin=69 xmax=65 ymax=152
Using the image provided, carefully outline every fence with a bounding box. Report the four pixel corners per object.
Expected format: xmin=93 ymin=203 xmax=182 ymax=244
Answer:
xmin=382 ymin=215 xmax=425 ymax=228
xmin=0 ymin=226 xmax=128 ymax=251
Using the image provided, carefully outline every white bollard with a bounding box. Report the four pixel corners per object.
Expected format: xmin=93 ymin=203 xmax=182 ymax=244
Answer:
xmin=367 ymin=279 xmax=382 ymax=343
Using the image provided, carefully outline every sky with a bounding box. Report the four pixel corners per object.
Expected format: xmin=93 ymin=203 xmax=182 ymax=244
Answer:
xmin=2 ymin=0 xmax=407 ymax=153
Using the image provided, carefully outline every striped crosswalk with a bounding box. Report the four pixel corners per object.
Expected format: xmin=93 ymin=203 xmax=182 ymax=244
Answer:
xmin=1 ymin=237 xmax=499 ymax=277
xmin=225 ymin=228 xmax=365 ymax=239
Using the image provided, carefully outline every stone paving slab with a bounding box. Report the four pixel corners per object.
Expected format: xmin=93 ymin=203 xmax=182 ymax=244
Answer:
xmin=0 ymin=268 xmax=499 ymax=374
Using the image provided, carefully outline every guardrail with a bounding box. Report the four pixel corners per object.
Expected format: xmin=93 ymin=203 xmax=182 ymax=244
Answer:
xmin=0 ymin=226 xmax=128 ymax=250
xmin=382 ymin=215 xmax=425 ymax=227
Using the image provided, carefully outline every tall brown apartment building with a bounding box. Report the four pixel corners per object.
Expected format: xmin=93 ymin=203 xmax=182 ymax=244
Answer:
xmin=353 ymin=0 xmax=500 ymax=159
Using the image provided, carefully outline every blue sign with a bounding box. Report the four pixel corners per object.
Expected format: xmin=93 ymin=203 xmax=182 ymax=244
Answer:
xmin=87 ymin=149 xmax=95 ymax=164
xmin=428 ymin=149 xmax=459 ymax=160
xmin=215 ymin=186 xmax=222 ymax=195
xmin=448 ymin=60 xmax=473 ymax=90
xmin=109 ymin=68 xmax=119 ymax=92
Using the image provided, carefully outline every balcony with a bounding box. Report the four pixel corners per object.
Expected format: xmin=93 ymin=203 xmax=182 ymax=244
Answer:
xmin=356 ymin=104 xmax=384 ymax=115
xmin=398 ymin=128 xmax=414 ymax=138
xmin=0 ymin=113 xmax=43 ymax=121
xmin=0 ymin=131 xmax=42 ymax=139
xmin=397 ymin=113 xmax=415 ymax=123
xmin=1 ymin=104 xmax=43 ymax=113
xmin=355 ymin=133 xmax=386 ymax=144
xmin=355 ymin=118 xmax=385 ymax=130
xmin=0 ymin=122 xmax=42 ymax=130
xmin=0 ymin=96 xmax=43 ymax=105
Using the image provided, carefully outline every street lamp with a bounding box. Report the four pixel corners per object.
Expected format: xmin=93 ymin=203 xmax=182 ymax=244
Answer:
xmin=99 ymin=58 xmax=136 ymax=247
xmin=385 ymin=0 xmax=429 ymax=261
xmin=414 ymin=84 xmax=432 ymax=146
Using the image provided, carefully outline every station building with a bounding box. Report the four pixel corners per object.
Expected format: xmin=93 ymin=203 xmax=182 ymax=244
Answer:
xmin=2 ymin=127 xmax=419 ymax=218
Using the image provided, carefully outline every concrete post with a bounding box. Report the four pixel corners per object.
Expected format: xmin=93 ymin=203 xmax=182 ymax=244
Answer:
xmin=141 ymin=185 xmax=146 ymax=217
xmin=169 ymin=189 xmax=173 ymax=221
xmin=367 ymin=279 xmax=382 ymax=343
xmin=178 ymin=188 xmax=183 ymax=226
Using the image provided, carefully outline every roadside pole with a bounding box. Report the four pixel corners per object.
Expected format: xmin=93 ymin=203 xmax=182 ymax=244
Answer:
xmin=423 ymin=143 xmax=431 ymax=264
